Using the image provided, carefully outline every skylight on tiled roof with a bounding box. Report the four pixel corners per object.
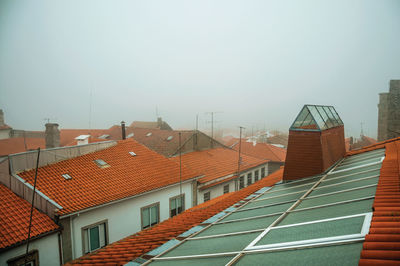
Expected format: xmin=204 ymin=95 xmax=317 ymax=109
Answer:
xmin=145 ymin=148 xmax=385 ymax=265
xmin=127 ymin=133 xmax=134 ymax=138
xmin=62 ymin=173 xmax=72 ymax=180
xmin=167 ymin=136 xmax=173 ymax=141
xmin=146 ymin=132 xmax=152 ymax=137
xmin=290 ymin=105 xmax=343 ymax=131
xmin=94 ymin=159 xmax=109 ymax=168
xmin=129 ymin=151 xmax=137 ymax=156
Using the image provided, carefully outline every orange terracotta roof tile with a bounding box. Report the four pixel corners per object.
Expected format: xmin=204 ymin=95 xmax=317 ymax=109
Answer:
xmin=66 ymin=168 xmax=283 ymax=266
xmin=0 ymin=137 xmax=45 ymax=156
xmin=0 ymin=184 xmax=59 ymax=250
xmin=18 ymin=139 xmax=199 ymax=216
xmin=231 ymin=140 xmax=286 ymax=162
xmin=348 ymin=137 xmax=400 ymax=265
xmin=170 ymin=147 xmax=268 ymax=184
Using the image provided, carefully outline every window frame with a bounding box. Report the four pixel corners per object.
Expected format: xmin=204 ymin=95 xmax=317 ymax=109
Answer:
xmin=7 ymin=250 xmax=39 ymax=266
xmin=141 ymin=202 xmax=160 ymax=230
xmin=169 ymin=194 xmax=185 ymax=218
xmin=254 ymin=170 xmax=259 ymax=182
xmin=239 ymin=176 xmax=245 ymax=189
xmin=203 ymin=191 xmax=211 ymax=202
xmin=247 ymin=172 xmax=253 ymax=185
xmin=261 ymin=167 xmax=265 ymax=178
xmin=81 ymin=220 xmax=109 ymax=254
xmin=223 ymin=184 xmax=230 ymax=194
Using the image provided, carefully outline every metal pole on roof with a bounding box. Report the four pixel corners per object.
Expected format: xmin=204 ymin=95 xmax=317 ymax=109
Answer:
xmin=236 ymin=127 xmax=244 ymax=191
xmin=179 ymin=132 xmax=182 ymax=196
xmin=25 ymin=147 xmax=41 ymax=265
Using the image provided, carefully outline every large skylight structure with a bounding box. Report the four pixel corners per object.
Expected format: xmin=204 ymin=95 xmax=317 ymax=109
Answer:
xmin=290 ymin=105 xmax=343 ymax=131
xmin=143 ymin=148 xmax=384 ymax=265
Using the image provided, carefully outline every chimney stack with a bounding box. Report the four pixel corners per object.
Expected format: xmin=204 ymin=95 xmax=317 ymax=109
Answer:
xmin=0 ymin=109 xmax=4 ymax=126
xmin=121 ymin=121 xmax=126 ymax=140
xmin=283 ymin=105 xmax=345 ymax=181
xmin=157 ymin=117 xmax=162 ymax=128
xmin=45 ymin=123 xmax=60 ymax=148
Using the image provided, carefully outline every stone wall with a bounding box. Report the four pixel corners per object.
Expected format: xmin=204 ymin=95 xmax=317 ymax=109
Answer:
xmin=378 ymin=80 xmax=400 ymax=141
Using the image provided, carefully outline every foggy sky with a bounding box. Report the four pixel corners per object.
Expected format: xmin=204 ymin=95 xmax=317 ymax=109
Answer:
xmin=1 ymin=0 xmax=399 ymax=138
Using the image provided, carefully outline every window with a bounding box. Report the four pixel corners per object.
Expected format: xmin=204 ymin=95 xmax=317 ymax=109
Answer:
xmin=129 ymin=151 xmax=136 ymax=156
xmin=247 ymin=172 xmax=252 ymax=185
xmin=204 ymin=191 xmax=211 ymax=202
xmin=261 ymin=167 xmax=265 ymax=178
xmin=94 ymin=159 xmax=110 ymax=168
xmin=254 ymin=170 xmax=259 ymax=182
xmin=223 ymin=184 xmax=229 ymax=194
xmin=239 ymin=176 xmax=245 ymax=189
xmin=62 ymin=173 xmax=72 ymax=180
xmin=170 ymin=194 xmax=184 ymax=217
xmin=82 ymin=221 xmax=107 ymax=254
xmin=7 ymin=250 xmax=38 ymax=266
xmin=141 ymin=203 xmax=159 ymax=229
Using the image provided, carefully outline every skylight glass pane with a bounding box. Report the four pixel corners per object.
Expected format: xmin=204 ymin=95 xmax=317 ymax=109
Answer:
xmin=162 ymin=232 xmax=260 ymax=257
xmin=221 ymin=202 xmax=292 ymax=222
xmin=196 ymin=215 xmax=280 ymax=237
xmin=316 ymin=106 xmax=333 ymax=128
xmin=257 ymin=183 xmax=314 ymax=199
xmin=236 ymin=243 xmax=363 ymax=266
xmin=307 ymin=105 xmax=326 ymax=130
xmin=242 ymin=192 xmax=303 ymax=210
xmin=329 ymin=106 xmax=344 ymax=124
xmin=150 ymin=256 xmax=236 ymax=266
xmin=94 ymin=159 xmax=108 ymax=166
xmin=291 ymin=107 xmax=311 ymax=128
xmin=257 ymin=215 xmax=365 ymax=245
xmin=280 ymin=199 xmax=374 ymax=225
xmin=327 ymin=164 xmax=382 ymax=178
xmin=323 ymin=106 xmax=339 ymax=126
xmin=311 ymin=177 xmax=378 ymax=196
xmin=298 ymin=186 xmax=377 ymax=209
xmin=333 ymin=157 xmax=382 ymax=172
xmin=322 ymin=169 xmax=380 ymax=185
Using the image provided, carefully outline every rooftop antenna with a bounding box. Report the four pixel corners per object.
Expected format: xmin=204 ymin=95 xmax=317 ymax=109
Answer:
xmin=179 ymin=132 xmax=182 ymax=196
xmin=360 ymin=122 xmax=364 ymax=137
xmin=89 ymin=88 xmax=93 ymax=131
xmin=205 ymin=111 xmax=222 ymax=148
xmin=25 ymin=148 xmax=40 ymax=265
xmin=236 ymin=126 xmax=245 ymax=191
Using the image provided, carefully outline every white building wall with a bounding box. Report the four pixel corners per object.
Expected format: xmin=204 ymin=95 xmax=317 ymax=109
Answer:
xmin=68 ymin=182 xmax=193 ymax=259
xmin=198 ymin=163 xmax=269 ymax=204
xmin=0 ymin=233 xmax=59 ymax=266
xmin=0 ymin=129 xmax=11 ymax=139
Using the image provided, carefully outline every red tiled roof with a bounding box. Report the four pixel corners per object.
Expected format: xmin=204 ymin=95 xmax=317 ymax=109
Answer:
xmin=60 ymin=129 xmax=108 ymax=146
xmin=170 ymin=147 xmax=268 ymax=184
xmin=0 ymin=123 xmax=11 ymax=130
xmin=354 ymin=138 xmax=400 ymax=265
xmin=0 ymin=137 xmax=45 ymax=157
xmin=0 ymin=184 xmax=59 ymax=250
xmin=231 ymin=140 xmax=286 ymax=162
xmin=65 ymin=168 xmax=283 ymax=266
xmin=18 ymin=139 xmax=199 ymax=216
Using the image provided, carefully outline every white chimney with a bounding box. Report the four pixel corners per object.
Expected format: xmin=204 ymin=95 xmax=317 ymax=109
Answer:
xmin=75 ymin=135 xmax=90 ymax=145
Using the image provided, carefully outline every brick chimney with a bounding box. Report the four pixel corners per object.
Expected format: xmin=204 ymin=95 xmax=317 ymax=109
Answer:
xmin=283 ymin=105 xmax=346 ymax=181
xmin=45 ymin=123 xmax=60 ymax=148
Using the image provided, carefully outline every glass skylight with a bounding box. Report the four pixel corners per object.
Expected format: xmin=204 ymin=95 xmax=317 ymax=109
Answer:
xmin=146 ymin=132 xmax=152 ymax=137
xmin=127 ymin=133 xmax=134 ymax=138
xmin=167 ymin=136 xmax=173 ymax=141
xmin=290 ymin=105 xmax=343 ymax=131
xmin=62 ymin=173 xmax=72 ymax=180
xmin=129 ymin=151 xmax=137 ymax=156
xmin=94 ymin=159 xmax=109 ymax=168
xmin=146 ymin=148 xmax=385 ymax=265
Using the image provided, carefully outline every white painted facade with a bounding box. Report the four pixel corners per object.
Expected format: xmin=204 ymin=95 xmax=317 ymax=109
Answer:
xmin=0 ymin=233 xmax=60 ymax=266
xmin=0 ymin=129 xmax=11 ymax=140
xmin=198 ymin=163 xmax=269 ymax=204
xmin=65 ymin=181 xmax=194 ymax=260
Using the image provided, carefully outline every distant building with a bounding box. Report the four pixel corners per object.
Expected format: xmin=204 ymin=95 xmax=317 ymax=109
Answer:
xmin=130 ymin=117 xmax=173 ymax=130
xmin=378 ymin=80 xmax=400 ymax=141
